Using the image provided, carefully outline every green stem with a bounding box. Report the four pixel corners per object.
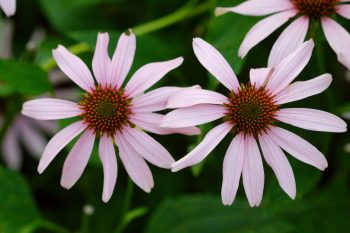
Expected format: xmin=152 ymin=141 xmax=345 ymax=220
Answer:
xmin=35 ymin=219 xmax=70 ymax=233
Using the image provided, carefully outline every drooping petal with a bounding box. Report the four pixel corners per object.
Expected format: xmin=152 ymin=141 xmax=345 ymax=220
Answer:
xmin=161 ymin=104 xmax=227 ymax=128
xmin=242 ymin=136 xmax=264 ymax=207
xmin=99 ymin=135 xmax=117 ymax=203
xmin=171 ymin=122 xmax=232 ymax=172
xmin=274 ymin=74 xmax=332 ymax=105
xmin=268 ymin=16 xmax=309 ymax=68
xmin=0 ymin=0 xmax=16 ymax=17
xmin=131 ymin=85 xmax=200 ymax=113
xmin=111 ymin=31 xmax=136 ymax=88
xmin=268 ymin=127 xmax=328 ymax=170
xmin=193 ymin=38 xmax=240 ymax=92
xmin=259 ymin=133 xmax=296 ymax=199
xmin=38 ymin=121 xmax=87 ymax=173
xmin=337 ymin=4 xmax=350 ymax=19
xmin=124 ymin=57 xmax=183 ymax=98
xmin=221 ymin=133 xmax=244 ymax=206
xmin=215 ymin=0 xmax=294 ymax=16
xmin=249 ymin=68 xmax=273 ymax=88
xmin=53 ymin=45 xmax=95 ymax=92
xmin=167 ymin=89 xmax=228 ymax=108
xmin=321 ymin=17 xmax=350 ymax=55
xmin=122 ymin=127 xmax=174 ymax=169
xmin=276 ymin=108 xmax=347 ymax=133
xmin=2 ymin=126 xmax=22 ymax=170
xmin=238 ymin=9 xmax=297 ymax=58
xmin=92 ymin=33 xmax=111 ymax=86
xmin=265 ymin=40 xmax=314 ymax=95
xmin=115 ymin=133 xmax=154 ymax=192
xmin=129 ymin=112 xmax=200 ymax=135
xmin=22 ymin=98 xmax=83 ymax=120
xmin=61 ymin=129 xmax=95 ymax=189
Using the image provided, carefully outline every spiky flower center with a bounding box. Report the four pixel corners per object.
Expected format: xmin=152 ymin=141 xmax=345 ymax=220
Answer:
xmin=291 ymin=0 xmax=339 ymax=18
xmin=79 ymin=85 xmax=131 ymax=136
xmin=225 ymin=84 xmax=279 ymax=137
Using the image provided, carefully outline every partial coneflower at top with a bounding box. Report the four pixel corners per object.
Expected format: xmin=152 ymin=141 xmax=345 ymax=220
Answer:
xmin=21 ymin=31 xmax=200 ymax=203
xmin=0 ymin=0 xmax=16 ymax=17
xmin=215 ymin=0 xmax=350 ymax=69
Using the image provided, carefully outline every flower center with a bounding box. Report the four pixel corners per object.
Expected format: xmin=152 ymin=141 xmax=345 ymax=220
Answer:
xmin=225 ymin=84 xmax=279 ymax=137
xmin=291 ymin=0 xmax=339 ymax=18
xmin=79 ymin=85 xmax=131 ymax=136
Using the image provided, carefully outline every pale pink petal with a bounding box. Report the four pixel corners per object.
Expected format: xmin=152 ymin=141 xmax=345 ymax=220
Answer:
xmin=259 ymin=133 xmax=296 ymax=199
xmin=321 ymin=17 xmax=350 ymax=55
xmin=276 ymin=108 xmax=347 ymax=132
xmin=171 ymin=122 xmax=232 ymax=172
xmin=274 ymin=74 xmax=332 ymax=105
xmin=99 ymin=135 xmax=117 ymax=203
xmin=0 ymin=0 xmax=16 ymax=17
xmin=92 ymin=33 xmax=111 ymax=86
xmin=130 ymin=112 xmax=200 ymax=135
xmin=161 ymin=104 xmax=227 ymax=128
xmin=338 ymin=51 xmax=350 ymax=69
xmin=61 ymin=129 xmax=95 ymax=189
xmin=239 ymin=9 xmax=297 ymax=58
xmin=193 ymin=38 xmax=240 ymax=92
xmin=34 ymin=119 xmax=59 ymax=135
xmin=122 ymin=127 xmax=174 ymax=169
xmin=268 ymin=126 xmax=328 ymax=170
xmin=268 ymin=16 xmax=309 ymax=68
xmin=266 ymin=40 xmax=314 ymax=95
xmin=337 ymin=4 xmax=350 ymax=19
xmin=2 ymin=126 xmax=22 ymax=170
xmin=131 ymin=85 xmax=200 ymax=113
xmin=125 ymin=57 xmax=183 ymax=98
xmin=221 ymin=133 xmax=244 ymax=206
xmin=38 ymin=121 xmax=87 ymax=173
xmin=249 ymin=68 xmax=273 ymax=88
xmin=167 ymin=89 xmax=228 ymax=108
xmin=115 ymin=133 xmax=154 ymax=192
xmin=22 ymin=98 xmax=83 ymax=120
xmin=53 ymin=45 xmax=95 ymax=92
xmin=242 ymin=136 xmax=264 ymax=207
xmin=111 ymin=31 xmax=136 ymax=88
xmin=215 ymin=0 xmax=294 ymax=16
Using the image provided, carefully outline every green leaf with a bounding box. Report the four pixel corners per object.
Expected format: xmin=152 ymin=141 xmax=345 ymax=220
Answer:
xmin=0 ymin=59 xmax=51 ymax=96
xmin=0 ymin=168 xmax=39 ymax=233
xmin=123 ymin=207 xmax=148 ymax=226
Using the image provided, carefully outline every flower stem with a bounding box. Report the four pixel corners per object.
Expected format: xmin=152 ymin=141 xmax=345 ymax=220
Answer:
xmin=34 ymin=219 xmax=71 ymax=233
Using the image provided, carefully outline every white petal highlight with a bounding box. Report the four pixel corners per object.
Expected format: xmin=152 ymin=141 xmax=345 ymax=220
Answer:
xmin=92 ymin=33 xmax=111 ymax=86
xmin=249 ymin=68 xmax=273 ymax=88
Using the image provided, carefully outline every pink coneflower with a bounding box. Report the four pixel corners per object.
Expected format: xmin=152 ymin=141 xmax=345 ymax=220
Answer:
xmin=161 ymin=38 xmax=347 ymax=207
xmin=22 ymin=31 xmax=200 ymax=203
xmin=215 ymin=0 xmax=350 ymax=69
xmin=0 ymin=0 xmax=16 ymax=17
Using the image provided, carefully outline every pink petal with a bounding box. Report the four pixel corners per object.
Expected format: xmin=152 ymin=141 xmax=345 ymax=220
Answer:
xmin=276 ymin=108 xmax=347 ymax=133
xmin=337 ymin=4 xmax=350 ymax=19
xmin=122 ymin=127 xmax=174 ymax=169
xmin=111 ymin=31 xmax=136 ymax=89
xmin=115 ymin=133 xmax=154 ymax=192
xmin=161 ymin=104 xmax=227 ymax=128
xmin=268 ymin=16 xmax=309 ymax=68
xmin=215 ymin=0 xmax=294 ymax=16
xmin=171 ymin=122 xmax=232 ymax=172
xmin=242 ymin=136 xmax=264 ymax=207
xmin=125 ymin=57 xmax=183 ymax=98
xmin=99 ymin=135 xmax=117 ymax=203
xmin=22 ymin=98 xmax=83 ymax=120
xmin=193 ymin=38 xmax=240 ymax=92
xmin=274 ymin=74 xmax=332 ymax=105
xmin=239 ymin=9 xmax=297 ymax=58
xmin=53 ymin=45 xmax=95 ymax=92
xmin=34 ymin=118 xmax=59 ymax=135
xmin=38 ymin=121 xmax=87 ymax=173
xmin=338 ymin=51 xmax=350 ymax=69
xmin=249 ymin=68 xmax=273 ymax=88
xmin=61 ymin=129 xmax=95 ymax=189
xmin=130 ymin=112 xmax=200 ymax=135
xmin=2 ymin=126 xmax=21 ymax=170
xmin=0 ymin=0 xmax=16 ymax=17
xmin=131 ymin=85 xmax=200 ymax=113
xmin=268 ymin=127 xmax=328 ymax=170
xmin=321 ymin=17 xmax=350 ymax=55
xmin=92 ymin=33 xmax=112 ymax=86
xmin=258 ymin=133 xmax=296 ymax=199
xmin=265 ymin=40 xmax=314 ymax=95
xmin=221 ymin=133 xmax=244 ymax=206
xmin=167 ymin=89 xmax=228 ymax=108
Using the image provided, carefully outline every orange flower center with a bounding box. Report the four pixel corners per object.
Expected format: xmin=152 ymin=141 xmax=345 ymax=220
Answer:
xmin=291 ymin=0 xmax=339 ymax=18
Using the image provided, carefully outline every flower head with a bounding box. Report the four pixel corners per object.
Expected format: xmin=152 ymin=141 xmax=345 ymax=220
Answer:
xmin=162 ymin=38 xmax=347 ymax=207
xmin=0 ymin=0 xmax=16 ymax=17
xmin=22 ymin=31 xmax=200 ymax=202
xmin=215 ymin=0 xmax=350 ymax=69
